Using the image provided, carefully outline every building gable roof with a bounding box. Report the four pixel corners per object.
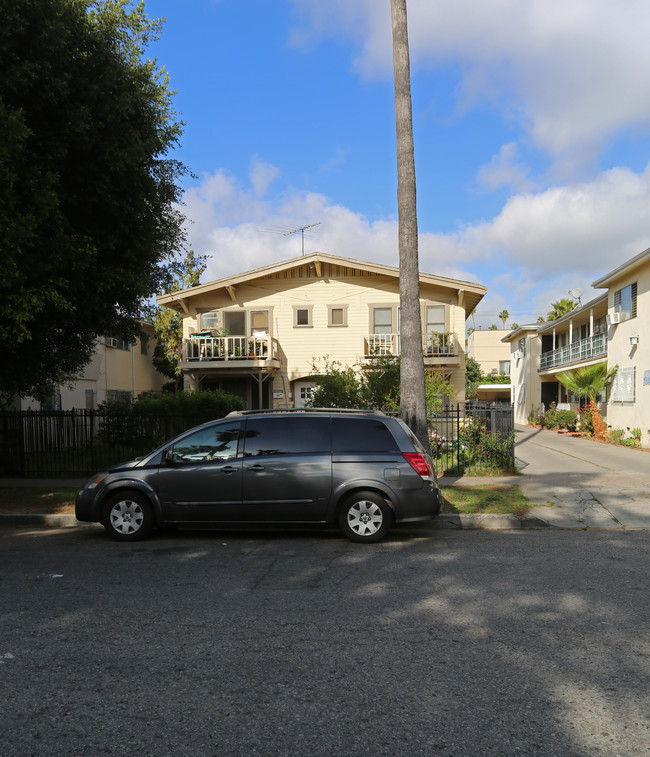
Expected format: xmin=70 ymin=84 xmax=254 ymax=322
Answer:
xmin=158 ymin=251 xmax=487 ymax=316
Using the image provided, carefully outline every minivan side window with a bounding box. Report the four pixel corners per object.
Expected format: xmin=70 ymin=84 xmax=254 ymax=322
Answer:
xmin=332 ymin=418 xmax=398 ymax=452
xmin=243 ymin=417 xmax=330 ymax=456
xmin=172 ymin=422 xmax=241 ymax=463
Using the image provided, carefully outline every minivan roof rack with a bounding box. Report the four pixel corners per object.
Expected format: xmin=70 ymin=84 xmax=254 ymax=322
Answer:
xmin=226 ymin=408 xmax=386 ymax=417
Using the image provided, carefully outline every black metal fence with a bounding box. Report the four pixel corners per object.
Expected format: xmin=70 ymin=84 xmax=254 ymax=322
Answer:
xmin=428 ymin=402 xmax=515 ymax=476
xmin=0 ymin=410 xmax=210 ymax=477
xmin=0 ymin=402 xmax=515 ymax=478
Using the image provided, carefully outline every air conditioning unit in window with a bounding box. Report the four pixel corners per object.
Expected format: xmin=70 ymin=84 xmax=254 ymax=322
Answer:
xmin=607 ymin=312 xmax=626 ymax=326
xmin=105 ymin=337 xmax=119 ymax=348
xmin=512 ymin=350 xmax=522 ymax=360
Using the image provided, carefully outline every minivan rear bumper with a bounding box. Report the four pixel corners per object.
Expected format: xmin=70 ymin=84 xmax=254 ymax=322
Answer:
xmin=394 ymin=485 xmax=441 ymax=523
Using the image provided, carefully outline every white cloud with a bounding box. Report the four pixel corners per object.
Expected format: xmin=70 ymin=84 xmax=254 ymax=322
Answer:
xmin=182 ymin=169 xmax=483 ymax=283
xmin=475 ymin=143 xmax=534 ymax=193
xmin=250 ymin=156 xmax=280 ymax=197
xmin=289 ymin=0 xmax=650 ymax=168
xmin=477 ymin=164 xmax=650 ymax=272
xmin=182 ymin=162 xmax=650 ymax=322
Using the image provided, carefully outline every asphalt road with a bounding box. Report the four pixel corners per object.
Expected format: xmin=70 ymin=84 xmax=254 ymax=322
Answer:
xmin=1 ymin=524 xmax=649 ymax=756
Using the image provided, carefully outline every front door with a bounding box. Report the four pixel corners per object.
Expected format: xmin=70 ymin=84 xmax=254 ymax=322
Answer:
xmin=541 ymin=382 xmax=558 ymax=410
xmin=157 ymin=420 xmax=243 ymax=522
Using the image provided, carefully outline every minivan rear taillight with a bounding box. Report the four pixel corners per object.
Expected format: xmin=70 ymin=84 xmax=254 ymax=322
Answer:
xmin=403 ymin=452 xmax=433 ymax=478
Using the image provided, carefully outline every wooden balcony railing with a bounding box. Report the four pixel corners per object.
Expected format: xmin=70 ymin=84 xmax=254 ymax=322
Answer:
xmin=364 ymin=333 xmax=458 ymax=358
xmin=184 ymin=334 xmax=276 ymax=363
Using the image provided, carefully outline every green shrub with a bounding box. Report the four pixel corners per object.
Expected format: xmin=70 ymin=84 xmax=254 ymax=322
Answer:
xmin=97 ymin=390 xmax=244 ymax=452
xmin=456 ymin=417 xmax=515 ymax=472
xmin=611 ymin=429 xmax=625 ymax=444
xmin=543 ymin=409 xmax=559 ymax=429
xmin=554 ymin=409 xmax=578 ymax=431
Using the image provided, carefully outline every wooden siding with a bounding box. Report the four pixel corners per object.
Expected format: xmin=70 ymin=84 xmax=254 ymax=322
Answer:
xmin=181 ymin=271 xmax=468 ymax=404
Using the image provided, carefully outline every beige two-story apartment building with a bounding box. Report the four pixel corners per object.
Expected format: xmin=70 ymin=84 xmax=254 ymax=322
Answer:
xmin=14 ymin=324 xmax=166 ymax=410
xmin=157 ymin=252 xmax=487 ymax=409
xmin=503 ymin=247 xmax=650 ymax=447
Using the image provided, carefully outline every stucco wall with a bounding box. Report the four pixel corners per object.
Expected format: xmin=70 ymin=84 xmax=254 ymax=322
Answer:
xmin=603 ymin=264 xmax=650 ymax=447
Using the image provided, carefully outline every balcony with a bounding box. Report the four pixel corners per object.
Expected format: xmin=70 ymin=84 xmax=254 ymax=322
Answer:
xmin=364 ymin=333 xmax=461 ymax=361
xmin=539 ymin=333 xmax=607 ymax=371
xmin=181 ymin=333 xmax=280 ymax=370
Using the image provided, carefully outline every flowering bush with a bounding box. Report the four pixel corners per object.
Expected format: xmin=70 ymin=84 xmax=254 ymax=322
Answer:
xmin=429 ymin=429 xmax=447 ymax=456
xmin=578 ymin=406 xmax=594 ymax=435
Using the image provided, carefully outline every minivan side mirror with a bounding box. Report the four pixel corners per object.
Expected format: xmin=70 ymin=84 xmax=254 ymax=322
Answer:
xmin=164 ymin=449 xmax=175 ymax=466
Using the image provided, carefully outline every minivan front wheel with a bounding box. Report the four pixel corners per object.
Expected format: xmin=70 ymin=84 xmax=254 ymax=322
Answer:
xmin=103 ymin=492 xmax=153 ymax=541
xmin=339 ymin=491 xmax=392 ymax=543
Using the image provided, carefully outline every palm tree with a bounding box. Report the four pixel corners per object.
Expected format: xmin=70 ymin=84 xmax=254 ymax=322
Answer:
xmin=547 ymin=298 xmax=576 ymax=321
xmin=390 ymin=0 xmax=428 ymax=451
xmin=499 ymin=309 xmax=509 ymax=327
xmin=557 ymin=362 xmax=618 ymax=438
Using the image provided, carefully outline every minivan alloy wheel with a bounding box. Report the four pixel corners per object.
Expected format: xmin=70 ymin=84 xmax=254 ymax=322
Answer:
xmin=339 ymin=491 xmax=392 ymax=543
xmin=104 ymin=492 xmax=153 ymax=541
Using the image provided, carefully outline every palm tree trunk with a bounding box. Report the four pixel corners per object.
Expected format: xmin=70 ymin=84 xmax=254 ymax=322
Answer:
xmin=590 ymin=401 xmax=608 ymax=439
xmin=391 ymin=0 xmax=428 ymax=451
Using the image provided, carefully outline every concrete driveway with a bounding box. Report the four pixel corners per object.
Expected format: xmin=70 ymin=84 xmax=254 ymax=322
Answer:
xmin=514 ymin=425 xmax=650 ymax=529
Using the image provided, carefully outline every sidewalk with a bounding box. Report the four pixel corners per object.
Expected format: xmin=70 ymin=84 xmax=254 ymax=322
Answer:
xmin=438 ymin=474 xmax=650 ymax=530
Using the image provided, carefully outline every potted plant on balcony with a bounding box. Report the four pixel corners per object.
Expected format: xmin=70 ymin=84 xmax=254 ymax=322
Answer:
xmin=213 ymin=327 xmax=228 ymax=360
xmin=428 ymin=331 xmax=451 ymax=355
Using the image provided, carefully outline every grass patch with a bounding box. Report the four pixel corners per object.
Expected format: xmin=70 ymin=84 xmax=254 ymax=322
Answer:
xmin=441 ymin=485 xmax=530 ymax=516
xmin=0 ymin=486 xmax=78 ymax=514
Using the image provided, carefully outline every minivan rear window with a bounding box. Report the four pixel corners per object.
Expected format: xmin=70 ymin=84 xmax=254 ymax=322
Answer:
xmin=243 ymin=416 xmax=330 ymax=456
xmin=331 ymin=417 xmax=398 ymax=452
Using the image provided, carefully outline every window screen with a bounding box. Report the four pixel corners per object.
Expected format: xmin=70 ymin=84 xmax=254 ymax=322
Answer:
xmin=331 ymin=418 xmax=398 ymax=452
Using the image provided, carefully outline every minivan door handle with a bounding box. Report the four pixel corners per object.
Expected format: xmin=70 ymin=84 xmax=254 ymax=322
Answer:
xmin=246 ymin=464 xmax=265 ymax=473
xmin=220 ymin=465 xmax=237 ymax=474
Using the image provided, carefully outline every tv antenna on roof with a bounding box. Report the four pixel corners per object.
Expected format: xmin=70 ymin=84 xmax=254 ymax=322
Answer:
xmin=568 ymin=287 xmax=584 ymax=305
xmin=259 ymin=222 xmax=321 ymax=256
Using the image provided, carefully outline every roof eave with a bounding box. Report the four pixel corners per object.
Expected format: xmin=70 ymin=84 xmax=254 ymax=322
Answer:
xmin=592 ymin=247 xmax=650 ymax=288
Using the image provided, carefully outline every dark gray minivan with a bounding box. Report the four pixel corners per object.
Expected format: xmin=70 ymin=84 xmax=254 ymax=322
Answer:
xmin=75 ymin=409 xmax=440 ymax=543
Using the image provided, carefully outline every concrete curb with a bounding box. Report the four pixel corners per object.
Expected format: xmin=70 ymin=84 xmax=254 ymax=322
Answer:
xmin=434 ymin=513 xmax=552 ymax=530
xmin=0 ymin=512 xmax=555 ymax=531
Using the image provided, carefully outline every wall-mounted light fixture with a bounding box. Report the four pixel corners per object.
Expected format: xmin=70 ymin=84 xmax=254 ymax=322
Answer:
xmin=630 ymin=334 xmax=640 ymax=346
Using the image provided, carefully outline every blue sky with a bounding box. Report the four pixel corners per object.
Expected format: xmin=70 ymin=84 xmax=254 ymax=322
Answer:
xmin=145 ymin=0 xmax=650 ymax=329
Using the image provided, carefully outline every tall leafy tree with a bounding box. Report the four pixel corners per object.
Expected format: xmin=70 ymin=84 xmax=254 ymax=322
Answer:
xmin=556 ymin=362 xmax=618 ymax=438
xmin=390 ymin=0 xmax=428 ymax=451
xmin=148 ymin=250 xmax=208 ymax=388
xmin=499 ymin=309 xmax=509 ymax=327
xmin=465 ymin=356 xmax=482 ymax=399
xmin=547 ymin=298 xmax=576 ymax=321
xmin=0 ymin=0 xmax=188 ymax=402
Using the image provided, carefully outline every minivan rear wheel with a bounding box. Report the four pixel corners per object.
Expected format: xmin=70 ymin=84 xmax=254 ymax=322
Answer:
xmin=339 ymin=491 xmax=392 ymax=543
